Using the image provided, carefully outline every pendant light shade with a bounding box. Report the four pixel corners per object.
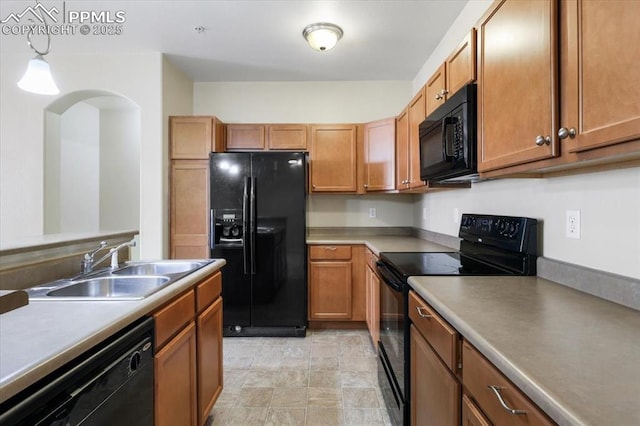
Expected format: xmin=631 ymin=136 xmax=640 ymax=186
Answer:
xmin=303 ymin=22 xmax=343 ymax=51
xmin=17 ymin=54 xmax=60 ymax=95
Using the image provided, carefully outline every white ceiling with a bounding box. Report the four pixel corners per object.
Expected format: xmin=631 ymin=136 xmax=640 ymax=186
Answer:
xmin=1 ymin=0 xmax=469 ymax=82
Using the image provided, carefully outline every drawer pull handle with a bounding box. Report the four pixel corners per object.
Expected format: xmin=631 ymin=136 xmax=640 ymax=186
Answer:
xmin=416 ymin=306 xmax=432 ymax=318
xmin=488 ymin=385 xmax=528 ymax=415
xmin=325 ymin=246 xmax=337 ymax=251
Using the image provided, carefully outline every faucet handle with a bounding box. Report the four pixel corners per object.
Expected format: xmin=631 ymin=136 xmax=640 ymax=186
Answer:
xmin=86 ymin=241 xmax=107 ymax=259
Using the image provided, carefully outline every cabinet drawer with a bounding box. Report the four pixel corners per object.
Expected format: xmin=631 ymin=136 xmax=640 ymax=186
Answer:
xmin=309 ymin=245 xmax=352 ymax=260
xmin=154 ymin=290 xmax=196 ymax=349
xmin=463 ymin=340 xmax=554 ymax=426
xmin=196 ymin=272 xmax=222 ymax=313
xmin=409 ymin=291 xmax=459 ymax=372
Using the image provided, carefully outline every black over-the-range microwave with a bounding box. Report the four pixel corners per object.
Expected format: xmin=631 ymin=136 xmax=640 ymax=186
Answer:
xmin=419 ymin=83 xmax=478 ymax=182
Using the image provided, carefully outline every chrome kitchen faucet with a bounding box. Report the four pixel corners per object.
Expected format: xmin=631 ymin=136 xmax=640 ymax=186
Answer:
xmin=81 ymin=239 xmax=136 ymax=274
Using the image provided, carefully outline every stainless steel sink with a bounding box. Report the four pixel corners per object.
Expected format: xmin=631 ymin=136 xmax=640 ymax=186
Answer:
xmin=46 ymin=276 xmax=170 ymax=300
xmin=26 ymin=259 xmax=214 ymax=301
xmin=112 ymin=261 xmax=208 ymax=276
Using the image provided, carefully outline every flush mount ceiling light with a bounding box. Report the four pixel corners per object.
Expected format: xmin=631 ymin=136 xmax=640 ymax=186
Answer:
xmin=302 ymin=22 xmax=343 ymax=51
xmin=17 ymin=13 xmax=59 ymax=95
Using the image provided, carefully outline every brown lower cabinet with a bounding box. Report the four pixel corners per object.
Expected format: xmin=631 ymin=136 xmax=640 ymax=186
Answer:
xmin=410 ymin=325 xmax=461 ymax=425
xmin=409 ymin=290 xmax=555 ymax=426
xmin=364 ymin=248 xmax=380 ymax=349
xmin=153 ymin=272 xmax=223 ymax=426
xmin=308 ymin=245 xmax=365 ymax=323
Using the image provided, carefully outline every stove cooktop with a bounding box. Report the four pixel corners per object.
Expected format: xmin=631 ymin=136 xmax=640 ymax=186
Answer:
xmin=379 ymin=251 xmax=516 ymax=278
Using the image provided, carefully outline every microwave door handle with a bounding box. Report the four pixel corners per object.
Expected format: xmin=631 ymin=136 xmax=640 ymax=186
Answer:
xmin=442 ymin=116 xmax=457 ymax=162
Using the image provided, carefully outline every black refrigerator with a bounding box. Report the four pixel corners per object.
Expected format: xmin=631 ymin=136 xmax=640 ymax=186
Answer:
xmin=210 ymin=151 xmax=307 ymax=337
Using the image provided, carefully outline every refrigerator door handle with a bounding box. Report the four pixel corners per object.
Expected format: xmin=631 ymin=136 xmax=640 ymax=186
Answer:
xmin=209 ymin=208 xmax=215 ymax=250
xmin=249 ymin=176 xmax=257 ymax=275
xmin=242 ymin=176 xmax=250 ymax=275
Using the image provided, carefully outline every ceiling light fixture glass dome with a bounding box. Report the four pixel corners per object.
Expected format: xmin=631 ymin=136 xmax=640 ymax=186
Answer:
xmin=302 ymin=22 xmax=343 ymax=51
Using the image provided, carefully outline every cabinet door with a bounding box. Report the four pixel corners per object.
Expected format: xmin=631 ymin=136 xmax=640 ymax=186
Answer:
xmin=308 ymin=261 xmax=352 ymax=320
xmin=563 ymin=0 xmax=640 ymax=153
xmin=446 ymin=29 xmax=477 ymax=96
xmin=410 ymin=325 xmax=461 ymax=426
xmin=408 ymin=89 xmax=426 ymax=189
xmin=155 ymin=322 xmax=198 ymax=426
xmin=309 ymin=125 xmax=357 ymax=192
xmin=170 ymin=117 xmax=224 ymax=159
xmin=478 ymin=0 xmax=559 ymax=172
xmin=170 ymin=161 xmax=209 ymax=259
xmin=226 ymin=124 xmax=266 ymax=150
xmin=197 ymin=297 xmax=223 ymax=426
xmin=365 ymin=259 xmax=380 ymax=349
xmin=425 ymin=63 xmax=447 ymax=117
xmin=364 ymin=118 xmax=396 ymax=191
xmin=462 ymin=394 xmax=491 ymax=426
xmin=268 ymin=124 xmax=308 ymax=150
xmin=395 ymin=108 xmax=410 ymax=190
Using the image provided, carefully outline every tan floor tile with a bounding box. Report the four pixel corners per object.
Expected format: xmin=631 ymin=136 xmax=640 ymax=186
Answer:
xmin=339 ymin=345 xmax=365 ymax=357
xmin=311 ymin=343 xmax=338 ymax=358
xmin=340 ymin=371 xmax=378 ymax=387
xmin=309 ymin=370 xmax=341 ymax=387
xmin=244 ymin=370 xmax=278 ymax=387
xmin=343 ymin=408 xmax=385 ymax=425
xmin=224 ymin=356 xmax=253 ymax=369
xmin=307 ymin=387 xmax=343 ymax=408
xmin=279 ymin=356 xmax=310 ymax=370
xmin=339 ymin=356 xmax=378 ymax=372
xmin=224 ymin=368 xmax=249 ymax=388
xmin=236 ymin=387 xmax=274 ymax=407
xmin=342 ymin=387 xmax=379 ymax=408
xmin=225 ymin=407 xmax=269 ymax=425
xmin=305 ymin=408 xmax=345 ymax=426
xmin=270 ymin=387 xmax=308 ymax=408
xmin=265 ymin=408 xmax=306 ymax=426
xmin=336 ymin=335 xmax=363 ymax=346
xmin=210 ymin=406 xmax=232 ymax=425
xmin=274 ymin=369 xmax=309 ymax=387
xmin=310 ymin=356 xmax=340 ymax=370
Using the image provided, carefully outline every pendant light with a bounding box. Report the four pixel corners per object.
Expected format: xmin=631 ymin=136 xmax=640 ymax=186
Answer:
xmin=17 ymin=12 xmax=59 ymax=95
xmin=302 ymin=22 xmax=343 ymax=52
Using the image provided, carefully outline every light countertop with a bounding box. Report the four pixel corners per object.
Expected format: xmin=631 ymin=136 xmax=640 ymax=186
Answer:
xmin=0 ymin=259 xmax=226 ymax=404
xmin=409 ymin=275 xmax=640 ymax=426
xmin=306 ymin=234 xmax=454 ymax=254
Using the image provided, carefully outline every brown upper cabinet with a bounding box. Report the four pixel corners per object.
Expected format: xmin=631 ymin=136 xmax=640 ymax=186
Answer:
xmin=478 ymin=0 xmax=640 ymax=177
xmin=268 ymin=124 xmax=308 ymax=150
xmin=364 ymin=118 xmax=396 ymax=192
xmin=408 ymin=88 xmax=427 ymax=190
xmin=309 ymin=124 xmax=358 ymax=192
xmin=225 ymin=124 xmax=266 ymax=150
xmin=170 ymin=116 xmax=225 ymax=159
xmin=425 ymin=30 xmax=477 ymax=117
xmin=395 ymin=107 xmax=411 ymax=190
xmin=226 ymin=124 xmax=308 ymax=151
xmin=562 ymin=0 xmax=640 ymax=154
xmin=477 ymin=0 xmax=558 ymax=172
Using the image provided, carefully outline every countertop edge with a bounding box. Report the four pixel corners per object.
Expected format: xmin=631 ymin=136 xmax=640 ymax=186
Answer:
xmin=0 ymin=259 xmax=226 ymax=405
xmin=408 ymin=277 xmax=585 ymax=426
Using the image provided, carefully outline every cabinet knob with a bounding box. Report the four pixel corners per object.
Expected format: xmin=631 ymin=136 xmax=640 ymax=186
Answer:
xmin=439 ymin=89 xmax=449 ymax=96
xmin=558 ymin=127 xmax=576 ymax=140
xmin=435 ymin=93 xmax=443 ymax=101
xmin=364 ymin=184 xmax=369 ymax=189
xmin=312 ymin=184 xmax=316 ymax=189
xmin=535 ymin=135 xmax=551 ymax=146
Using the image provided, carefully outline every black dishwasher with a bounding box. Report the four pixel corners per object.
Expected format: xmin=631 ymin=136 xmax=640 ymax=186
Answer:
xmin=0 ymin=317 xmax=154 ymax=426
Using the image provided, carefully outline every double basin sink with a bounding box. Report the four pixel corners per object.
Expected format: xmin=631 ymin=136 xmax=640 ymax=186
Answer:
xmin=26 ymin=260 xmax=213 ymax=301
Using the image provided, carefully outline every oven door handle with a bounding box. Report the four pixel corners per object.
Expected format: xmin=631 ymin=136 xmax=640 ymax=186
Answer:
xmin=376 ymin=261 xmax=404 ymax=292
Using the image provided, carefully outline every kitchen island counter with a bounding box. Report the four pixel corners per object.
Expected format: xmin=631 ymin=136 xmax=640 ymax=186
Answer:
xmin=0 ymin=259 xmax=226 ymax=405
xmin=409 ymin=275 xmax=640 ymax=426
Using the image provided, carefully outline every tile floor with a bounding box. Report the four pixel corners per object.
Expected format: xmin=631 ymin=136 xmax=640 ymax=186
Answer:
xmin=210 ymin=329 xmax=392 ymax=425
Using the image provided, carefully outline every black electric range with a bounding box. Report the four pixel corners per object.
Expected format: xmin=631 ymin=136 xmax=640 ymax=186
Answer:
xmin=376 ymin=213 xmax=539 ymax=426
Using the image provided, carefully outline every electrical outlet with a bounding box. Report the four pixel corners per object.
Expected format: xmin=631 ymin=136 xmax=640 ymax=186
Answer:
xmin=369 ymin=208 xmax=377 ymax=219
xmin=566 ymin=210 xmax=580 ymax=239
xmin=453 ymin=208 xmax=459 ymax=224
xmin=422 ymin=207 xmax=428 ymax=220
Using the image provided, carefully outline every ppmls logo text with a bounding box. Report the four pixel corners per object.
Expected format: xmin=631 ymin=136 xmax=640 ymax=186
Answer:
xmin=1 ymin=1 xmax=126 ymax=36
